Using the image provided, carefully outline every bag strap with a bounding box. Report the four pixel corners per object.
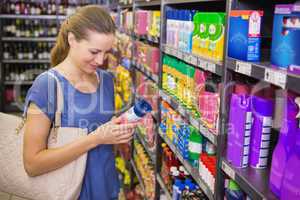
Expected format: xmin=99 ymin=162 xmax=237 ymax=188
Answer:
xmin=48 ymin=71 xmax=64 ymax=128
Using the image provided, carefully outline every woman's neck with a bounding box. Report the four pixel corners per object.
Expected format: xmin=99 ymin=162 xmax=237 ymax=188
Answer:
xmin=57 ymin=56 xmax=87 ymax=79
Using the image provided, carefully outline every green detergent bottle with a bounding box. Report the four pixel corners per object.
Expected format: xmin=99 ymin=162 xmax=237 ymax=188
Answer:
xmin=207 ymin=12 xmax=225 ymax=61
xmin=188 ymin=125 xmax=203 ymax=168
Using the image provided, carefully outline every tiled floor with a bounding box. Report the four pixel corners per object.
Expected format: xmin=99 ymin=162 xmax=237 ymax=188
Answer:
xmin=0 ymin=191 xmax=30 ymax=200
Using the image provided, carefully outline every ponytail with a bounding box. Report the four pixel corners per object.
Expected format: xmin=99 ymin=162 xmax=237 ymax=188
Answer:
xmin=50 ymin=21 xmax=69 ymax=67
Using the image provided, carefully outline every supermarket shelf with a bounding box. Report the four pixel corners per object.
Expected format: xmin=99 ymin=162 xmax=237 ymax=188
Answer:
xmin=134 ymin=0 xmax=161 ymax=7
xmin=164 ymin=0 xmax=223 ymax=4
xmin=3 ymin=59 xmax=50 ymax=64
xmin=2 ymin=37 xmax=56 ymax=42
xmin=156 ymin=174 xmax=172 ymax=200
xmin=4 ymin=103 xmax=23 ymax=113
xmin=159 ymin=90 xmax=217 ymax=145
xmin=158 ymin=130 xmax=214 ymax=200
xmin=4 ymin=81 xmax=33 ymax=85
xmin=221 ymin=158 xmax=277 ymax=200
xmin=135 ymin=127 xmax=156 ymax=163
xmin=133 ymin=61 xmax=159 ymax=83
xmin=118 ymin=3 xmax=133 ymax=8
xmin=162 ymin=44 xmax=223 ymax=76
xmin=130 ymin=159 xmax=147 ymax=194
xmin=227 ymin=57 xmax=300 ymax=94
xmin=133 ymin=34 xmax=160 ymax=44
xmin=0 ymin=14 xmax=66 ymax=20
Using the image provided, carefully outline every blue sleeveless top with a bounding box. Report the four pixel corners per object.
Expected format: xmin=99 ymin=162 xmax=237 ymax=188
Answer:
xmin=24 ymin=68 xmax=120 ymax=200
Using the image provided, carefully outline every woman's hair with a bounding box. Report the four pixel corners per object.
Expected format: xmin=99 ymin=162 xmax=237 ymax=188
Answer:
xmin=50 ymin=5 xmax=116 ymax=67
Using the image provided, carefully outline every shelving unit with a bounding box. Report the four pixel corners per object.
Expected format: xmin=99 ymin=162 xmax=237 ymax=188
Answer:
xmin=162 ymin=44 xmax=223 ymax=76
xmin=227 ymin=57 xmax=300 ymax=94
xmin=0 ymin=14 xmax=66 ymax=20
xmin=1 ymin=37 xmax=56 ymax=42
xmin=156 ymin=174 xmax=172 ymax=200
xmin=158 ymin=130 xmax=214 ymax=200
xmin=159 ymin=89 xmax=218 ymax=145
xmin=135 ymin=127 xmax=156 ymax=163
xmin=130 ymin=159 xmax=147 ymax=194
xmin=221 ymin=158 xmax=277 ymax=200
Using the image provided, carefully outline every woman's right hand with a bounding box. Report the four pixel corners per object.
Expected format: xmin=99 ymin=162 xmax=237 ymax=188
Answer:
xmin=93 ymin=117 xmax=137 ymax=145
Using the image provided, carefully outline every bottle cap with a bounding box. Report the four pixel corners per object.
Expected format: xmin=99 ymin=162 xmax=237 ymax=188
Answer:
xmin=228 ymin=180 xmax=240 ymax=191
xmin=134 ymin=98 xmax=152 ymax=118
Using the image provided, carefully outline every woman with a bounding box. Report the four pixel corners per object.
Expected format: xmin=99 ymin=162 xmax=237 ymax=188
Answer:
xmin=23 ymin=5 xmax=135 ymax=200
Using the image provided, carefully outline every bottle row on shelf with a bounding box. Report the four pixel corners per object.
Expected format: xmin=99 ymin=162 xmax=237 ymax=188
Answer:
xmin=1 ymin=0 xmax=89 ymax=16
xmin=118 ymin=9 xmax=160 ymax=40
xmin=2 ymin=19 xmax=59 ymax=38
xmin=3 ymin=42 xmax=54 ymax=61
xmin=4 ymin=63 xmax=48 ymax=82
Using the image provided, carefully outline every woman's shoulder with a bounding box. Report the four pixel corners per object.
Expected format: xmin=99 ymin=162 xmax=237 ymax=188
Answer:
xmin=31 ymin=70 xmax=57 ymax=91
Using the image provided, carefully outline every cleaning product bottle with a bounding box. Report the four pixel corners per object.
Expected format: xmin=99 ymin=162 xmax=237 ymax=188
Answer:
xmin=192 ymin=11 xmax=201 ymax=55
xmin=280 ymin=97 xmax=300 ymax=199
xmin=249 ymin=95 xmax=274 ymax=169
xmin=120 ymin=98 xmax=152 ymax=123
xmin=188 ymin=126 xmax=202 ymax=167
xmin=225 ymin=180 xmax=244 ymax=200
xmin=227 ymin=93 xmax=252 ymax=168
xmin=172 ymin=178 xmax=181 ymax=200
xmin=269 ymin=95 xmax=299 ymax=197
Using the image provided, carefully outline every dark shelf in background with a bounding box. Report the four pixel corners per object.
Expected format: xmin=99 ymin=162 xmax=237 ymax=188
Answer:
xmin=4 ymin=81 xmax=33 ymax=85
xmin=163 ymin=0 xmax=224 ymax=4
xmin=221 ymin=158 xmax=278 ymax=200
xmin=0 ymin=14 xmax=66 ymax=20
xmin=135 ymin=0 xmax=161 ymax=7
xmin=2 ymin=37 xmax=56 ymax=42
xmin=118 ymin=3 xmax=133 ymax=8
xmin=2 ymin=59 xmax=50 ymax=64
xmin=133 ymin=34 xmax=160 ymax=45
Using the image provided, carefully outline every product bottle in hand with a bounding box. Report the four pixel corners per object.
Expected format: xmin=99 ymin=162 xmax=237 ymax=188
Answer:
xmin=119 ymin=98 xmax=152 ymax=123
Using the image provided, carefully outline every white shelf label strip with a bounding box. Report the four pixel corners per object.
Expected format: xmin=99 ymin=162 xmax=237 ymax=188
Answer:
xmin=236 ymin=61 xmax=251 ymax=76
xmin=222 ymin=161 xmax=236 ymax=180
xmin=264 ymin=68 xmax=287 ymax=89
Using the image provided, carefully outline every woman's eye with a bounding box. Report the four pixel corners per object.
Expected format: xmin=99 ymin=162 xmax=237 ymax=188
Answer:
xmin=90 ymin=51 xmax=98 ymax=55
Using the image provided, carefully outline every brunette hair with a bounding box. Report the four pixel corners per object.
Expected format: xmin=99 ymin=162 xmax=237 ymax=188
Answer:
xmin=50 ymin=5 xmax=116 ymax=67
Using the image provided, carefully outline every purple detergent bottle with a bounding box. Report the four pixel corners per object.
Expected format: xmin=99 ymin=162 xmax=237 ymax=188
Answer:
xmin=269 ymin=95 xmax=299 ymax=197
xmin=249 ymin=95 xmax=274 ymax=169
xmin=280 ymin=97 xmax=300 ymax=200
xmin=227 ymin=93 xmax=252 ymax=168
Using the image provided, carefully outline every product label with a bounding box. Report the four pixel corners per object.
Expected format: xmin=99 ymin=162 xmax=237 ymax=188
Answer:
xmin=249 ymin=11 xmax=262 ymax=37
xmin=124 ymin=107 xmax=140 ymax=122
xmin=189 ymin=142 xmax=202 ymax=154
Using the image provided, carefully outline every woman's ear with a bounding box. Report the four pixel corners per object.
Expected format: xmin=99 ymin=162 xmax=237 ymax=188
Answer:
xmin=67 ymin=32 xmax=77 ymax=48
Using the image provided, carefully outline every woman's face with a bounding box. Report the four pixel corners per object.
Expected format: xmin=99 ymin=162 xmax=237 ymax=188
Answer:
xmin=68 ymin=30 xmax=115 ymax=74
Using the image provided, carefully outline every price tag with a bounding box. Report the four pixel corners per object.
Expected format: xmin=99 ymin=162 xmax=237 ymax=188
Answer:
xmin=177 ymin=51 xmax=183 ymax=60
xmin=153 ymin=75 xmax=159 ymax=83
xmin=172 ymin=49 xmax=178 ymax=57
xmin=190 ymin=117 xmax=199 ymax=129
xmin=183 ymin=54 xmax=191 ymax=63
xmin=207 ymin=62 xmax=216 ymax=73
xmin=199 ymin=60 xmax=208 ymax=70
xmin=222 ymin=161 xmax=236 ymax=180
xmin=191 ymin=55 xmax=198 ymax=66
xmin=264 ymin=68 xmax=287 ymax=89
xmin=236 ymin=61 xmax=251 ymax=76
xmin=165 ymin=46 xmax=171 ymax=54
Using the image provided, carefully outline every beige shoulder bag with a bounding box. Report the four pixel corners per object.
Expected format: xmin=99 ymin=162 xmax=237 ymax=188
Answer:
xmin=0 ymin=72 xmax=88 ymax=200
